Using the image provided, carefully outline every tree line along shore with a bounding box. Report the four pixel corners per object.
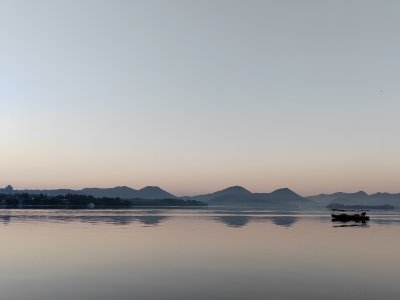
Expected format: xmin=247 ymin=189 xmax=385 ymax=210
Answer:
xmin=0 ymin=193 xmax=207 ymax=209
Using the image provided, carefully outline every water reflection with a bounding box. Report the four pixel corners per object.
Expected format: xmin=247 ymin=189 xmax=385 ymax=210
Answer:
xmin=1 ymin=210 xmax=300 ymax=228
xmin=214 ymin=215 xmax=299 ymax=228
xmin=331 ymin=219 xmax=369 ymax=228
xmin=271 ymin=216 xmax=298 ymax=227
xmin=80 ymin=215 xmax=136 ymax=225
xmin=216 ymin=216 xmax=251 ymax=227
xmin=0 ymin=212 xmax=169 ymax=226
xmin=0 ymin=215 xmax=11 ymax=225
xmin=372 ymin=218 xmax=400 ymax=225
xmin=1 ymin=209 xmax=400 ymax=230
xmin=0 ymin=210 xmax=399 ymax=300
xmin=333 ymin=223 xmax=369 ymax=228
xmin=330 ymin=214 xmax=400 ymax=227
xmin=136 ymin=215 xmax=169 ymax=226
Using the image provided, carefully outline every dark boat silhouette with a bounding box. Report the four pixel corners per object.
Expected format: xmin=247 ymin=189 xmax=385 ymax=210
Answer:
xmin=331 ymin=209 xmax=370 ymax=222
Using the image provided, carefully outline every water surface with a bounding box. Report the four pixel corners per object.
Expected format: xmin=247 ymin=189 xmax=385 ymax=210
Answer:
xmin=0 ymin=209 xmax=399 ymax=300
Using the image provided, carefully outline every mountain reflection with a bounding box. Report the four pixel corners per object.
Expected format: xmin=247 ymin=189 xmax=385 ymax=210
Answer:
xmin=216 ymin=216 xmax=250 ymax=227
xmin=2 ymin=210 xmax=399 ymax=229
xmin=0 ymin=215 xmax=11 ymax=225
xmin=0 ymin=214 xmax=169 ymax=226
xmin=80 ymin=216 xmax=136 ymax=225
xmin=214 ymin=215 xmax=299 ymax=228
xmin=136 ymin=216 xmax=169 ymax=226
xmin=271 ymin=216 xmax=298 ymax=227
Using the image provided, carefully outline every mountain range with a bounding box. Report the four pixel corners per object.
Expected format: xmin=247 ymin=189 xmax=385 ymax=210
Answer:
xmin=0 ymin=185 xmax=174 ymax=200
xmin=183 ymin=186 xmax=311 ymax=208
xmin=309 ymin=191 xmax=400 ymax=207
xmin=1 ymin=185 xmax=399 ymax=208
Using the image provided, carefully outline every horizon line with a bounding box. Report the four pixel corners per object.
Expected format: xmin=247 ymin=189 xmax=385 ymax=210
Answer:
xmin=2 ymin=184 xmax=399 ymax=198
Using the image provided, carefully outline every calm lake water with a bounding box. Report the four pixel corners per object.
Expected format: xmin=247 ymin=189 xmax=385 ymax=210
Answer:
xmin=0 ymin=209 xmax=399 ymax=300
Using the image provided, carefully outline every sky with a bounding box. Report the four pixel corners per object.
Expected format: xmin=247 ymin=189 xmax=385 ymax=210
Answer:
xmin=1 ymin=0 xmax=399 ymax=196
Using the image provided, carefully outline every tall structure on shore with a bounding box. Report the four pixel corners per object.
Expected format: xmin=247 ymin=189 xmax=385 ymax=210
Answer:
xmin=1 ymin=185 xmax=13 ymax=194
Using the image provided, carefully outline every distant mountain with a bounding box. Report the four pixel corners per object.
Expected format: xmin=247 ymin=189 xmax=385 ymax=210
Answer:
xmin=135 ymin=186 xmax=176 ymax=199
xmin=1 ymin=185 xmax=175 ymax=200
xmin=258 ymin=188 xmax=305 ymax=202
xmin=186 ymin=186 xmax=312 ymax=209
xmin=309 ymin=191 xmax=368 ymax=202
xmin=2 ymin=184 xmax=399 ymax=209
xmin=252 ymin=188 xmax=311 ymax=208
xmin=186 ymin=186 xmax=252 ymax=202
xmin=308 ymin=191 xmax=400 ymax=208
xmin=80 ymin=186 xmax=175 ymax=199
xmin=81 ymin=186 xmax=137 ymax=198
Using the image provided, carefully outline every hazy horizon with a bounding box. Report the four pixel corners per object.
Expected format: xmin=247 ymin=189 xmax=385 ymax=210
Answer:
xmin=2 ymin=0 xmax=400 ymax=195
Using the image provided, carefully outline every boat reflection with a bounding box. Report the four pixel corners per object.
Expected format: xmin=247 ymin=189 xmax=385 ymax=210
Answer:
xmin=333 ymin=222 xmax=369 ymax=228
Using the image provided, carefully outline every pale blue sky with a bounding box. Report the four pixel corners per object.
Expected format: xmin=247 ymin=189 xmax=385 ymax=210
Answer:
xmin=1 ymin=0 xmax=399 ymax=195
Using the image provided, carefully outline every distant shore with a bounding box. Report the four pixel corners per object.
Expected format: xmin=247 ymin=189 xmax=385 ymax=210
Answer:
xmin=327 ymin=203 xmax=395 ymax=210
xmin=0 ymin=193 xmax=207 ymax=209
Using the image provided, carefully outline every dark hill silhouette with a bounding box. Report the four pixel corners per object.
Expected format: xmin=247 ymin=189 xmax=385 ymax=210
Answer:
xmin=186 ymin=186 xmax=252 ymax=202
xmin=2 ymin=186 xmax=176 ymax=200
xmin=253 ymin=188 xmax=305 ymax=202
xmin=187 ymin=186 xmax=312 ymax=208
xmin=81 ymin=186 xmax=175 ymax=199
xmin=310 ymin=191 xmax=368 ymax=201
xmin=308 ymin=191 xmax=400 ymax=208
xmin=0 ymin=185 xmax=312 ymax=208
xmin=136 ymin=186 xmax=175 ymax=199
xmin=81 ymin=186 xmax=138 ymax=198
xmin=251 ymin=188 xmax=310 ymax=208
xmin=271 ymin=187 xmax=304 ymax=198
xmin=2 ymin=184 xmax=399 ymax=209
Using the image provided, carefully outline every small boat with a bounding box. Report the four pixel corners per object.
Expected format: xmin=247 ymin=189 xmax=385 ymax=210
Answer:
xmin=331 ymin=209 xmax=370 ymax=222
